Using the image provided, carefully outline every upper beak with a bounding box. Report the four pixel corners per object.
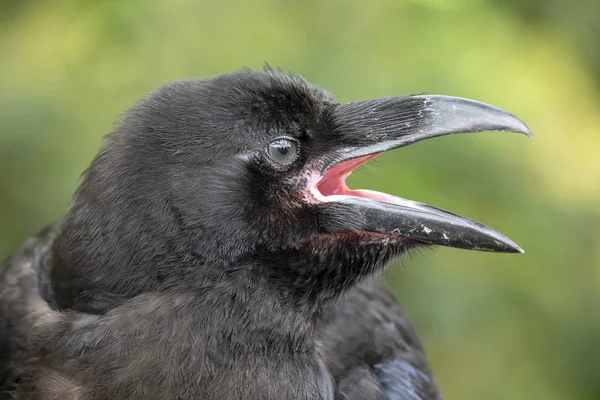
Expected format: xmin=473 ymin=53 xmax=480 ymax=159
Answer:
xmin=316 ymin=95 xmax=531 ymax=253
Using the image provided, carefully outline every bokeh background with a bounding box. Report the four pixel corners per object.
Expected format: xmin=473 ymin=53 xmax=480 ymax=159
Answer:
xmin=1 ymin=0 xmax=599 ymax=398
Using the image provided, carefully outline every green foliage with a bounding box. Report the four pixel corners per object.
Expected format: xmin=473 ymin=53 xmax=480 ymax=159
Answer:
xmin=1 ymin=1 xmax=598 ymax=398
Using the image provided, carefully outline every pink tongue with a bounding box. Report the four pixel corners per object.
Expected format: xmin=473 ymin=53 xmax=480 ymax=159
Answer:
xmin=319 ymin=174 xmax=348 ymax=196
xmin=318 ymin=154 xmax=380 ymax=196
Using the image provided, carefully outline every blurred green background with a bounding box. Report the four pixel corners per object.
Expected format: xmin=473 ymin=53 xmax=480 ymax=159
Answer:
xmin=1 ymin=0 xmax=599 ymax=398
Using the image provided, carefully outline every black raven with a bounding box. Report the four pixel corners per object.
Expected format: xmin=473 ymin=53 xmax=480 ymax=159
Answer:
xmin=0 ymin=68 xmax=530 ymax=399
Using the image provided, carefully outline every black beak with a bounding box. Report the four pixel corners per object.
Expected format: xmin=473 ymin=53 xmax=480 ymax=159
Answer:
xmin=318 ymin=95 xmax=531 ymax=253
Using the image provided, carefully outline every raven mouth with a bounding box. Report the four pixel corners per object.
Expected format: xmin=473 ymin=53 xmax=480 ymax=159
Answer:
xmin=306 ymin=94 xmax=531 ymax=253
xmin=308 ymin=154 xmax=382 ymax=204
xmin=309 ymin=153 xmax=451 ymax=208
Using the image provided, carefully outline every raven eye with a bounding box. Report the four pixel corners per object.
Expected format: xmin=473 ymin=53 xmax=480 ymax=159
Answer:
xmin=267 ymin=138 xmax=298 ymax=165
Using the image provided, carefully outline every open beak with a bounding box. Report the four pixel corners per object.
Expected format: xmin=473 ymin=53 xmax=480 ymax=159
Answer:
xmin=310 ymin=95 xmax=531 ymax=253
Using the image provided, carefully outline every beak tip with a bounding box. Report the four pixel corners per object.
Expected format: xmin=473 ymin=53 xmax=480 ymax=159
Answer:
xmin=425 ymin=95 xmax=533 ymax=138
xmin=500 ymin=239 xmax=525 ymax=254
xmin=501 ymin=108 xmax=532 ymax=137
xmin=493 ymin=111 xmax=532 ymax=138
xmin=516 ymin=122 xmax=533 ymax=138
xmin=477 ymin=229 xmax=525 ymax=254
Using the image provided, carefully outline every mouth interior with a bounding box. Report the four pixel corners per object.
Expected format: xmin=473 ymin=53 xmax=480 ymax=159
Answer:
xmin=308 ymin=154 xmax=410 ymax=206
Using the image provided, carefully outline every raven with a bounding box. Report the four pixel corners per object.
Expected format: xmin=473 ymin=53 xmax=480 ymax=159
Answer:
xmin=0 ymin=68 xmax=530 ymax=400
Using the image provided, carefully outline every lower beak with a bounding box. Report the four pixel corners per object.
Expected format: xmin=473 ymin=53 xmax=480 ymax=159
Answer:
xmin=315 ymin=95 xmax=531 ymax=253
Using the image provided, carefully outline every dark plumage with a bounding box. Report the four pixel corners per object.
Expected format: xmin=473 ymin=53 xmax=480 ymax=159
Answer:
xmin=0 ymin=68 xmax=530 ymax=399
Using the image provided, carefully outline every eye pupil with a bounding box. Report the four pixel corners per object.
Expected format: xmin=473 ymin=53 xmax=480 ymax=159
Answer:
xmin=267 ymin=138 xmax=298 ymax=165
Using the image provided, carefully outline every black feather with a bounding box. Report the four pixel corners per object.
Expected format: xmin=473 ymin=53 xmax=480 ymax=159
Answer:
xmin=1 ymin=68 xmax=441 ymax=400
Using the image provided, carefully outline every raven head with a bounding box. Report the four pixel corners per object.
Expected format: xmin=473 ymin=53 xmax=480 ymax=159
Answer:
xmin=51 ymin=68 xmax=530 ymax=311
